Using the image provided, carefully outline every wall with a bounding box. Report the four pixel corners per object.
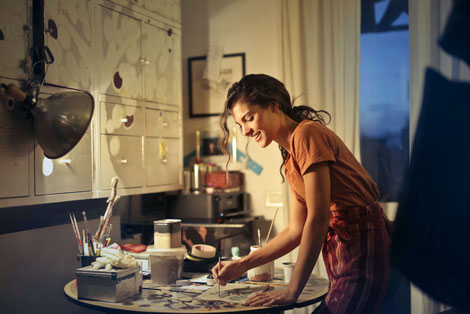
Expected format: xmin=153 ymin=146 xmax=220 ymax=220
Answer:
xmin=181 ymin=0 xmax=291 ymax=264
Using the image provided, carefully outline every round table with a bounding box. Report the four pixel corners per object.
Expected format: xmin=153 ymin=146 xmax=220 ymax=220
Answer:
xmin=65 ymin=273 xmax=328 ymax=314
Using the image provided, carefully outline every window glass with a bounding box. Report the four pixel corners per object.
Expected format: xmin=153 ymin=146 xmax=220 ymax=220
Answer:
xmin=360 ymin=0 xmax=409 ymax=202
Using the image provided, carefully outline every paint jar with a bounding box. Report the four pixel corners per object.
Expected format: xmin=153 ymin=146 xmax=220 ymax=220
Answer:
xmin=191 ymin=164 xmax=201 ymax=192
xmin=183 ymin=170 xmax=191 ymax=194
xmin=247 ymin=245 xmax=274 ymax=281
xmin=147 ymin=246 xmax=186 ymax=285
xmin=153 ymin=219 xmax=181 ymax=249
xmin=282 ymin=262 xmax=295 ymax=283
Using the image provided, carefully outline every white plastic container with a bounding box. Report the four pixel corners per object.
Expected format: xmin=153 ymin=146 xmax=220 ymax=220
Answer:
xmin=247 ymin=245 xmax=274 ymax=281
xmin=282 ymin=262 xmax=295 ymax=283
xmin=147 ymin=245 xmax=186 ymax=285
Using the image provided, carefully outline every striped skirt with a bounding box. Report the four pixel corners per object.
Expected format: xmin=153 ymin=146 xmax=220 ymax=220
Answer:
xmin=320 ymin=202 xmax=391 ymax=314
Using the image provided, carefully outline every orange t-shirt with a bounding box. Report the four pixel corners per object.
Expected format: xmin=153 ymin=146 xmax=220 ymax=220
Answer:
xmin=285 ymin=120 xmax=379 ymax=209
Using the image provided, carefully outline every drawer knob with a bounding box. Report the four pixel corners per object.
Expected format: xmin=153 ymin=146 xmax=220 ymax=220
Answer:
xmin=121 ymin=159 xmax=128 ymax=164
xmin=162 ymin=121 xmax=168 ymax=127
xmin=161 ymin=158 xmax=168 ymax=164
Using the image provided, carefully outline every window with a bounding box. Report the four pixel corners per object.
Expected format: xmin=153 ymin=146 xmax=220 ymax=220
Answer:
xmin=360 ymin=0 xmax=410 ymax=202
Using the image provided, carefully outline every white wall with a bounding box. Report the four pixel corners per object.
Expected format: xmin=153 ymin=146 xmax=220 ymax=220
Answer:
xmin=181 ymin=0 xmax=291 ymax=263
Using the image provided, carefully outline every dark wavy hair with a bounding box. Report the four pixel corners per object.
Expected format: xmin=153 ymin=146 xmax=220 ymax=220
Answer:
xmin=219 ymin=74 xmax=331 ymax=181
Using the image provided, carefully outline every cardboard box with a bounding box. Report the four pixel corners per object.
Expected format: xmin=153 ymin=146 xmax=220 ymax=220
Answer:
xmin=205 ymin=171 xmax=243 ymax=189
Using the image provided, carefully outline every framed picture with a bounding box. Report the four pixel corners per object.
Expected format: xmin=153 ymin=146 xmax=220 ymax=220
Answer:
xmin=188 ymin=53 xmax=246 ymax=118
xmin=202 ymin=136 xmax=223 ymax=156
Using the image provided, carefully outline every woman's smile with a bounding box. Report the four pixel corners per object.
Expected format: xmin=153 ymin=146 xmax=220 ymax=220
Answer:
xmin=254 ymin=131 xmax=262 ymax=142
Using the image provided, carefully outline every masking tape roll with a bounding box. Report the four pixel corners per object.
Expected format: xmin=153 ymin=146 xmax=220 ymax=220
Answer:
xmin=191 ymin=244 xmax=216 ymax=259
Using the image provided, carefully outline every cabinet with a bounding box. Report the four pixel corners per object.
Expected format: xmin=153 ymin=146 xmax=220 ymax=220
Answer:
xmin=142 ymin=20 xmax=181 ymax=105
xmin=97 ymin=4 xmax=143 ymax=99
xmin=0 ymin=0 xmax=183 ymax=207
xmin=0 ymin=78 xmax=33 ymax=200
xmin=34 ymin=132 xmax=92 ymax=195
xmin=144 ymin=0 xmax=181 ymax=23
xmin=96 ymin=3 xmax=181 ymax=106
xmin=44 ymin=0 xmax=93 ymax=91
xmin=0 ymin=0 xmax=29 ymax=82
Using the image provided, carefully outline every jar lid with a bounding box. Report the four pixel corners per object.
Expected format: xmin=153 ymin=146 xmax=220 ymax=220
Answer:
xmin=146 ymin=245 xmax=187 ymax=254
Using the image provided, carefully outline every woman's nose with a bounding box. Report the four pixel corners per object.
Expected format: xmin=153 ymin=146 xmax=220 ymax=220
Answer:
xmin=242 ymin=125 xmax=252 ymax=137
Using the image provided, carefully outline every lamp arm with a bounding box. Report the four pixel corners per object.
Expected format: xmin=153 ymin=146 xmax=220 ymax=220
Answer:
xmin=2 ymin=83 xmax=37 ymax=109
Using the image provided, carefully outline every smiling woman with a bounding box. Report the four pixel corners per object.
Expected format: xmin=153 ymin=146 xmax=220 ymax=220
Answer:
xmin=215 ymin=74 xmax=392 ymax=313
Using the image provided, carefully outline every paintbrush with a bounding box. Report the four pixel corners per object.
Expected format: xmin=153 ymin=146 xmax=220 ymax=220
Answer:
xmin=264 ymin=208 xmax=279 ymax=246
xmin=68 ymin=212 xmax=82 ymax=254
xmin=82 ymin=211 xmax=90 ymax=235
xmin=72 ymin=212 xmax=83 ymax=253
xmin=218 ymin=257 xmax=221 ymax=297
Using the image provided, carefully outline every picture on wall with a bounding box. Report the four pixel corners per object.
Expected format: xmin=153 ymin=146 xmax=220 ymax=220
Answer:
xmin=188 ymin=53 xmax=246 ymax=117
xmin=202 ymin=136 xmax=223 ymax=156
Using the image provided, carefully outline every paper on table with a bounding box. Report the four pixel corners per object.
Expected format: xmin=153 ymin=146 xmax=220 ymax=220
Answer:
xmin=187 ymin=273 xmax=209 ymax=284
xmin=196 ymin=283 xmax=270 ymax=304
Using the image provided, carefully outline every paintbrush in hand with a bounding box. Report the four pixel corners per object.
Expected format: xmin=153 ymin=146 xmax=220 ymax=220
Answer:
xmin=217 ymin=257 xmax=221 ymax=297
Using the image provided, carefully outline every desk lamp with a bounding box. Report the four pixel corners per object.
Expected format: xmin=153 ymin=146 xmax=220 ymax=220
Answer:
xmin=1 ymin=83 xmax=94 ymax=159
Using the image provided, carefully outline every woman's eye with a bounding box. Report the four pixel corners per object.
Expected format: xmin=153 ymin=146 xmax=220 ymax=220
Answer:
xmin=247 ymin=116 xmax=254 ymax=122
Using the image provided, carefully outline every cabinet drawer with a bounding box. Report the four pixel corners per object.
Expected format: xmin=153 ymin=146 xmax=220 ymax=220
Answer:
xmin=142 ymin=22 xmax=180 ymax=106
xmin=100 ymin=135 xmax=143 ymax=189
xmin=0 ymin=0 xmax=29 ymax=81
xmin=144 ymin=0 xmax=181 ymax=22
xmin=145 ymin=137 xmax=180 ymax=186
xmin=145 ymin=109 xmax=179 ymax=138
xmin=35 ymin=132 xmax=92 ymax=195
xmin=100 ymin=102 xmax=144 ymax=136
xmin=44 ymin=0 xmax=93 ymax=91
xmin=0 ymin=128 xmax=31 ymax=198
xmin=97 ymin=5 xmax=143 ymax=99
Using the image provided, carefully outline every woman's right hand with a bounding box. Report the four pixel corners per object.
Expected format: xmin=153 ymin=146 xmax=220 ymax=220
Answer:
xmin=211 ymin=259 xmax=246 ymax=286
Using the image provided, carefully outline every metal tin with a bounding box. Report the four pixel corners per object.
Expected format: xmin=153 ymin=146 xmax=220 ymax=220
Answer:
xmin=75 ymin=266 xmax=141 ymax=302
xmin=153 ymin=219 xmax=181 ymax=248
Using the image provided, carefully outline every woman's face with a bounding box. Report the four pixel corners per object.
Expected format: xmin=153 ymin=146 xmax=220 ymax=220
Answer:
xmin=231 ymin=101 xmax=279 ymax=148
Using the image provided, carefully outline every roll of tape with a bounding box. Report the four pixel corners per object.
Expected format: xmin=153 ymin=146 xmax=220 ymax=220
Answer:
xmin=191 ymin=244 xmax=216 ymax=259
xmin=176 ymin=279 xmax=191 ymax=286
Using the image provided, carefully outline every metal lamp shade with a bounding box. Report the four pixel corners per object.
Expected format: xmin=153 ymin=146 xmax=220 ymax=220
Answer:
xmin=32 ymin=91 xmax=94 ymax=159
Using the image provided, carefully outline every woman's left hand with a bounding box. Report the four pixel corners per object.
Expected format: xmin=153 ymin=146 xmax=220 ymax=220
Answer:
xmin=244 ymin=287 xmax=298 ymax=307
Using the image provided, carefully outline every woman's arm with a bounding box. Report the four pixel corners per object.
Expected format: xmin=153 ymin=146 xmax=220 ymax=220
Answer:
xmin=245 ymin=161 xmax=331 ymax=306
xmin=238 ymin=188 xmax=310 ymax=270
xmin=213 ymin=189 xmax=309 ymax=284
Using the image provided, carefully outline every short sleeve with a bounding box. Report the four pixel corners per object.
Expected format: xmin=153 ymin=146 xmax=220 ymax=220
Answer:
xmin=291 ymin=123 xmax=336 ymax=175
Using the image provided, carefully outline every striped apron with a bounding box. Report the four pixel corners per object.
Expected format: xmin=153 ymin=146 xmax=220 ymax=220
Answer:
xmin=321 ymin=202 xmax=391 ymax=314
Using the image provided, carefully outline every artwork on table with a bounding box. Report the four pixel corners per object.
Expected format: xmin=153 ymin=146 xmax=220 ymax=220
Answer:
xmin=188 ymin=53 xmax=246 ymax=117
xmin=196 ymin=283 xmax=271 ymax=304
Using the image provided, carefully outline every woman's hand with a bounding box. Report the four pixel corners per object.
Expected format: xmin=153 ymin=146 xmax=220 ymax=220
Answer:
xmin=244 ymin=287 xmax=298 ymax=307
xmin=211 ymin=260 xmax=246 ymax=286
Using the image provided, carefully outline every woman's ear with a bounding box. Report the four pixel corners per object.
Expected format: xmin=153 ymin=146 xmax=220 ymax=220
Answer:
xmin=270 ymin=103 xmax=279 ymax=113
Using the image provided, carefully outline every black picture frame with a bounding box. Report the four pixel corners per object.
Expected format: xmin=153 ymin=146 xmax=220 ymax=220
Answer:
xmin=188 ymin=53 xmax=246 ymax=118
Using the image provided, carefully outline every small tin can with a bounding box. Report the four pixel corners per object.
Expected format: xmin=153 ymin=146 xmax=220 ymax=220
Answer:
xmin=153 ymin=219 xmax=181 ymax=249
xmin=75 ymin=266 xmax=141 ymax=302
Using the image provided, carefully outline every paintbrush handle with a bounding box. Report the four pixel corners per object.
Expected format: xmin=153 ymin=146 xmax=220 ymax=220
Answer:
xmin=99 ymin=196 xmax=120 ymax=242
xmin=264 ymin=208 xmax=279 ymax=246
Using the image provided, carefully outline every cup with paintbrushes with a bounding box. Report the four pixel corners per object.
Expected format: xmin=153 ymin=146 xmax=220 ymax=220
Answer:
xmin=247 ymin=208 xmax=279 ymax=281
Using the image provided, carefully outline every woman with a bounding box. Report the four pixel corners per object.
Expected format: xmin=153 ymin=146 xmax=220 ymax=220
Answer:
xmin=212 ymin=74 xmax=391 ymax=313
